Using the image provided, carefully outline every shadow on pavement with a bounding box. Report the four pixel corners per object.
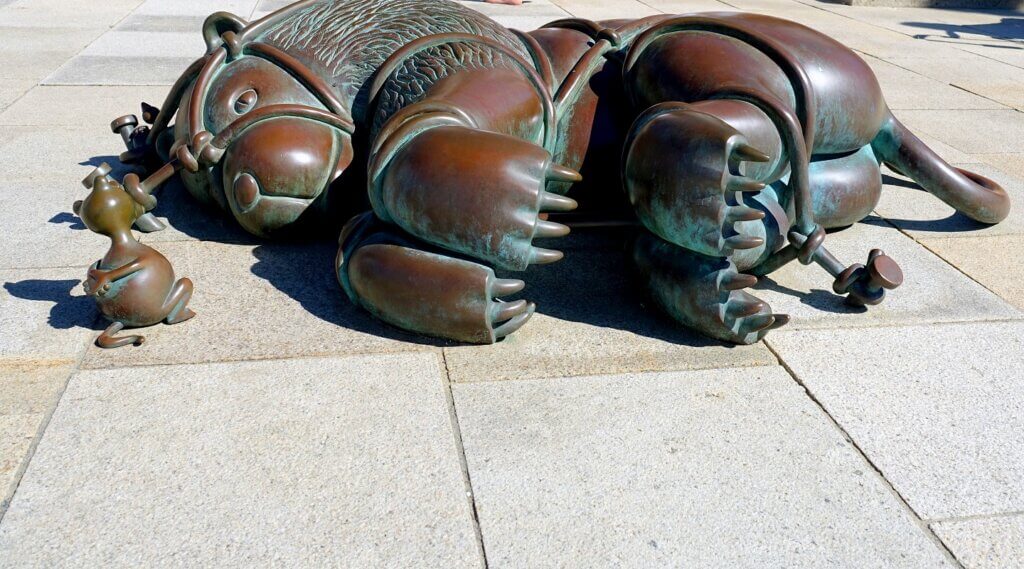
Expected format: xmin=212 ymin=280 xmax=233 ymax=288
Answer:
xmin=249 ymin=241 xmax=453 ymax=347
xmin=904 ymin=16 xmax=1024 ymax=46
xmin=3 ymin=279 xmax=101 ymax=331
xmin=49 ymin=212 xmax=86 ymax=230
xmin=755 ymin=277 xmax=866 ymax=315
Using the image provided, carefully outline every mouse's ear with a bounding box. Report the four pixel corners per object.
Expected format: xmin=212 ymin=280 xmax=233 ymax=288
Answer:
xmin=73 ymin=200 xmax=83 ymax=216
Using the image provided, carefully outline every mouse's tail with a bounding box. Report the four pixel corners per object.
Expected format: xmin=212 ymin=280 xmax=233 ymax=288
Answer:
xmin=95 ymin=321 xmax=145 ymax=349
xmin=871 ymin=112 xmax=1010 ymax=224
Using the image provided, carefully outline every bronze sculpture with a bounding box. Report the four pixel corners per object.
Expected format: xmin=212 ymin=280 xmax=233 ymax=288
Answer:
xmin=85 ymin=0 xmax=1010 ymax=345
xmin=74 ymin=165 xmax=196 ymax=348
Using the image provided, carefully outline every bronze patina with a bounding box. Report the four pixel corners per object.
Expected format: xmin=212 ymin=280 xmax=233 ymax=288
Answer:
xmin=80 ymin=0 xmax=1010 ymax=345
xmin=74 ymin=165 xmax=195 ymax=348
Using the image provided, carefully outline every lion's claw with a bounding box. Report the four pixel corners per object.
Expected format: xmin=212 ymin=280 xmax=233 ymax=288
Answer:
xmin=546 ymin=163 xmax=583 ymax=184
xmin=372 ymin=126 xmax=578 ymax=270
xmin=491 ymin=278 xmax=526 ymax=296
xmin=634 ymin=232 xmax=788 ymax=344
xmin=539 ymin=191 xmax=578 ymax=212
xmin=492 ymin=300 xmax=536 ymax=339
xmin=624 ymin=107 xmax=771 ymax=261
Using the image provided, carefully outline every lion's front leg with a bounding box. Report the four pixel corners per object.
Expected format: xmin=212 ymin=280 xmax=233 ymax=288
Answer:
xmin=342 ymin=66 xmax=579 ymax=342
xmin=337 ymin=213 xmax=534 ymax=344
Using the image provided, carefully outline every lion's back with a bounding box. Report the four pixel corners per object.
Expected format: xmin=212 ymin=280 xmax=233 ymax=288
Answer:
xmin=258 ymin=0 xmax=529 ymax=123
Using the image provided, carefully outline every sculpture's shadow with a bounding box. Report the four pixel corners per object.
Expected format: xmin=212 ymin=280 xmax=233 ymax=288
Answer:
xmin=495 ymin=227 xmax=726 ymax=347
xmin=3 ymin=279 xmax=102 ymax=331
xmin=248 ymin=240 xmax=453 ymax=347
xmin=240 ymin=218 xmax=872 ymax=348
xmin=755 ymin=276 xmax=866 ymax=315
xmin=49 ymin=212 xmax=86 ymax=231
xmin=140 ymin=177 xmax=261 ymax=244
xmin=865 ymin=176 xmax=994 ymax=234
xmin=246 ymin=225 xmax=729 ymax=348
xmin=904 ymin=16 xmax=1024 ymax=47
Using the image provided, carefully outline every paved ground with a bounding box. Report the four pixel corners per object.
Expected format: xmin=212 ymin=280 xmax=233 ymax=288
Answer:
xmin=1 ymin=0 xmax=1023 ymax=566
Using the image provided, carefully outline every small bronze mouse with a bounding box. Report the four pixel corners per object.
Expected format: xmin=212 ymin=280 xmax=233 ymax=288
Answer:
xmin=74 ymin=167 xmax=195 ymax=348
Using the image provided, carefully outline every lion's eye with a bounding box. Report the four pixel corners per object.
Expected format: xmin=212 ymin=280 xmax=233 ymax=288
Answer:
xmin=233 ymin=89 xmax=258 ymax=114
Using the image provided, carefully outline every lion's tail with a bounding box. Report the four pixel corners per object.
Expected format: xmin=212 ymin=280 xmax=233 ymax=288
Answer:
xmin=871 ymin=112 xmax=1010 ymax=224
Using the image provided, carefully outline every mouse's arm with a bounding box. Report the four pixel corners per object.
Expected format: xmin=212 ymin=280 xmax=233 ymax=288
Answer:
xmin=88 ymin=259 xmax=145 ymax=296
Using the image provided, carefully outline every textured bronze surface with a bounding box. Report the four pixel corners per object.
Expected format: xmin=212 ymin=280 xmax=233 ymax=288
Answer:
xmin=78 ymin=0 xmax=1011 ymax=346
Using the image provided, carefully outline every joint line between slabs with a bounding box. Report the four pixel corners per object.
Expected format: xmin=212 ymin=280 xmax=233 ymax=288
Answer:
xmin=440 ymin=350 xmax=491 ymax=569
xmin=0 ymin=313 xmax=98 ymax=525
xmin=926 ymin=509 xmax=1024 ymax=525
xmin=762 ymin=340 xmax=965 ymax=569
xmin=869 ymin=209 xmax=1022 ymax=312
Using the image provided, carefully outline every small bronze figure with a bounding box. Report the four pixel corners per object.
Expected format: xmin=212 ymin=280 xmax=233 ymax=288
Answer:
xmin=87 ymin=0 xmax=1009 ymax=345
xmin=74 ymin=165 xmax=195 ymax=348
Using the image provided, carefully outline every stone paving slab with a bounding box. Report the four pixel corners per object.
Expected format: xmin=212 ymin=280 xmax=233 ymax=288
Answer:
xmin=453 ymin=366 xmax=951 ymax=567
xmin=0 ymin=26 xmax=105 ymax=60
xmin=826 ymin=19 xmax=943 ymax=60
xmin=921 ymin=234 xmax=1024 ymax=309
xmin=550 ymin=0 xmax=662 ymax=20
xmin=975 ymin=153 xmax=1024 ymax=182
xmin=0 ymin=81 xmax=34 ymax=115
xmin=0 ymin=126 xmax=149 ymax=186
xmin=817 ymin=4 xmax=1023 ymax=37
xmin=0 ymin=413 xmax=45 ymax=517
xmin=77 ymin=31 xmax=206 ymax=59
xmin=874 ymin=163 xmax=1024 ymax=239
xmin=753 ymin=217 xmax=1020 ymax=330
xmin=459 ymin=0 xmax=569 ymax=19
xmin=0 ymin=178 xmax=115 ymax=270
xmin=80 ymin=240 xmax=434 ymax=370
xmin=444 ymin=310 xmax=775 ymax=382
xmin=0 ymin=363 xmax=71 ymax=416
xmin=133 ymin=0 xmax=259 ymax=17
xmin=0 ymin=0 xmax=142 ymax=29
xmin=253 ymin=0 xmax=294 ymax=13
xmin=863 ymin=54 xmax=1007 ymax=110
xmin=0 ymin=267 xmax=98 ymax=364
xmin=884 ymin=54 xmax=1024 ymax=111
xmin=953 ymin=38 xmax=1024 ymax=71
xmin=894 ymin=109 xmax=1024 ymax=154
xmin=0 ymin=364 xmax=70 ymax=518
xmin=473 ymin=2 xmax=573 ymax=33
xmin=932 ymin=515 xmax=1024 ymax=569
xmin=912 ymin=133 xmax=975 ymax=164
xmin=768 ymin=321 xmax=1024 ymax=520
xmin=114 ymin=13 xmax=208 ymax=33
xmin=45 ymin=55 xmax=199 ymax=86
xmin=0 ymin=85 xmax=171 ymax=126
xmin=0 ymin=50 xmax=91 ymax=85
xmin=0 ymin=352 xmax=482 ymax=567
xmin=642 ymin=0 xmax=736 ymax=12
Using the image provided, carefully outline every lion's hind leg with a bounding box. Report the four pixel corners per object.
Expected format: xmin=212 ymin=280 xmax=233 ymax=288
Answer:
xmin=624 ymin=103 xmax=790 ymax=344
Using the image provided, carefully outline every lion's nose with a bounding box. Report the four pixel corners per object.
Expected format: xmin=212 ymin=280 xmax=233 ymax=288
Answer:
xmin=232 ymin=173 xmax=260 ymax=213
xmin=220 ymin=116 xmax=353 ymax=236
